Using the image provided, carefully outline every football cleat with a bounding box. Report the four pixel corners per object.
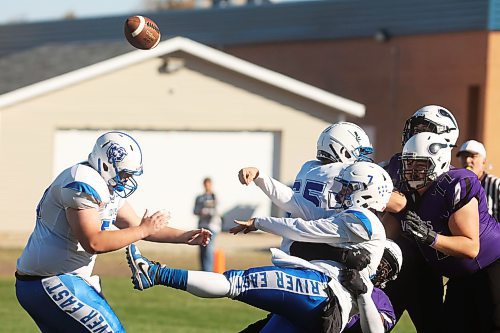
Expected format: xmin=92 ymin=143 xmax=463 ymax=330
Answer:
xmin=126 ymin=244 xmax=160 ymax=290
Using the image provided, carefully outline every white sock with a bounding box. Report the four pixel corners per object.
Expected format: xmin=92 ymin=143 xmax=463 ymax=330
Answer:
xmin=185 ymin=271 xmax=231 ymax=298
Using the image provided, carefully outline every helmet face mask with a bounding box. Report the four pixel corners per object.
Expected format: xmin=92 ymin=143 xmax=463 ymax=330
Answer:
xmin=328 ymin=161 xmax=393 ymax=212
xmin=109 ymin=169 xmax=142 ymax=197
xmin=88 ymin=131 xmax=143 ymax=198
xmin=333 ymin=179 xmax=368 ymax=209
xmin=373 ymin=240 xmax=402 ymax=289
xmin=402 ymin=117 xmax=438 ymax=142
xmin=401 ymin=157 xmax=435 ymax=190
xmin=401 ymin=133 xmax=451 ymax=191
xmin=317 ymin=122 xmax=373 ymax=164
xmin=402 ymin=105 xmax=459 ymax=146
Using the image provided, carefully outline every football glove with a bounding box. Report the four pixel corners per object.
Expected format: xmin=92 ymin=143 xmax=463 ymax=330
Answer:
xmin=289 ymin=242 xmax=370 ymax=271
xmin=339 ymin=269 xmax=367 ymax=298
xmin=403 ymin=210 xmax=437 ymax=246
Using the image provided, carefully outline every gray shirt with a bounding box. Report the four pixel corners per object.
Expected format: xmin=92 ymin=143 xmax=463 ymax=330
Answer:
xmin=193 ymin=192 xmax=221 ymax=232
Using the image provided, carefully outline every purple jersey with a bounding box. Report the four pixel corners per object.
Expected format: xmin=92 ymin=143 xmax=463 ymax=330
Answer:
xmin=413 ymin=168 xmax=500 ymax=277
xmin=345 ymin=287 xmax=395 ymax=332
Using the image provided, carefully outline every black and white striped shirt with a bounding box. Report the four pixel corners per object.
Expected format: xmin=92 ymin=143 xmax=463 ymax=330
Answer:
xmin=481 ymin=173 xmax=500 ymax=222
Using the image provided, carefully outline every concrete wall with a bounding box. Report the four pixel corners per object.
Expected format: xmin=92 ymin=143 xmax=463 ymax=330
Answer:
xmin=226 ymin=31 xmax=489 ymax=164
xmin=0 ymin=53 xmax=342 ymax=233
xmin=484 ymin=32 xmax=500 ymax=171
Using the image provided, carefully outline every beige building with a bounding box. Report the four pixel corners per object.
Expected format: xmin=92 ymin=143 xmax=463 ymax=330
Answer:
xmin=0 ymin=37 xmax=364 ymax=234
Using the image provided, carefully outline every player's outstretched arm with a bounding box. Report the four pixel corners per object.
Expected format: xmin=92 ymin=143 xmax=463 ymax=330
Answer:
xmin=146 ymin=227 xmax=212 ymax=246
xmin=67 ymin=207 xmax=167 ymax=254
xmin=239 ymin=167 xmax=260 ymax=185
xmin=239 ymin=167 xmax=304 ymax=217
xmin=249 ymin=216 xmax=350 ymax=244
xmin=230 ymin=218 xmax=258 ymax=234
xmin=115 ymin=201 xmax=212 ymax=245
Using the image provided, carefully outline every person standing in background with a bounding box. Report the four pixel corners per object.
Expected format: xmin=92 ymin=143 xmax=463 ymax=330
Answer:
xmin=457 ymin=140 xmax=500 ymax=222
xmin=194 ymin=177 xmax=222 ymax=271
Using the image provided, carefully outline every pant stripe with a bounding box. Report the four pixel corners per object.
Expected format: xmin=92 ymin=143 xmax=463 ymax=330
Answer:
xmin=41 ymin=276 xmax=115 ymax=333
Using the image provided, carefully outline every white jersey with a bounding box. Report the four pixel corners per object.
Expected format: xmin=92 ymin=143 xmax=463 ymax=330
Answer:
xmin=254 ymin=160 xmax=344 ymax=252
xmin=17 ymin=163 xmax=123 ymax=279
xmin=254 ymin=207 xmax=386 ymax=329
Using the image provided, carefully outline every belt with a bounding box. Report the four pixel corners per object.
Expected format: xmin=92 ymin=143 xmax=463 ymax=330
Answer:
xmin=15 ymin=271 xmax=49 ymax=281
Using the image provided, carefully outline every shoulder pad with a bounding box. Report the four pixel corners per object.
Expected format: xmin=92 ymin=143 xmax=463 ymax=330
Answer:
xmin=299 ymin=160 xmax=322 ymax=171
xmin=339 ymin=208 xmax=376 ymax=240
xmin=65 ymin=164 xmax=110 ymax=206
xmin=320 ymin=162 xmax=344 ymax=175
xmin=438 ymin=169 xmax=482 ymax=210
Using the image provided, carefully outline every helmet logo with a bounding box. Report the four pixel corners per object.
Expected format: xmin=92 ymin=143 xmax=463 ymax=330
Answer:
xmin=438 ymin=108 xmax=458 ymax=127
xmin=353 ymin=131 xmax=361 ymax=143
xmin=428 ymin=142 xmax=448 ymax=155
xmin=107 ymin=143 xmax=128 ymax=163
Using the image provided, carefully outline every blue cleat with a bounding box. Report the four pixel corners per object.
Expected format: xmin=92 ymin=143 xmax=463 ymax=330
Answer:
xmin=126 ymin=244 xmax=160 ymax=290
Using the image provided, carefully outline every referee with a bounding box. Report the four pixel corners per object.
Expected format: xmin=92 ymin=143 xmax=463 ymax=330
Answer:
xmin=457 ymin=139 xmax=500 ymax=222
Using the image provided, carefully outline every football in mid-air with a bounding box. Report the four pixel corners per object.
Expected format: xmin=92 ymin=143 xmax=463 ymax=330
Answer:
xmin=124 ymin=16 xmax=161 ymax=50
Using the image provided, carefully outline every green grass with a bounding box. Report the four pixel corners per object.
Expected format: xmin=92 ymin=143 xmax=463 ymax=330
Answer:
xmin=388 ymin=312 xmax=416 ymax=333
xmin=106 ymin=278 xmax=268 ymax=332
xmin=1 ymin=245 xmax=416 ymax=332
xmin=3 ymin=276 xmax=267 ymax=333
xmin=2 ymin=276 xmax=416 ymax=333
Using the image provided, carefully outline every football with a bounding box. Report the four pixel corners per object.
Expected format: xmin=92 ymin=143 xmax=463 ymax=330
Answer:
xmin=124 ymin=16 xmax=161 ymax=50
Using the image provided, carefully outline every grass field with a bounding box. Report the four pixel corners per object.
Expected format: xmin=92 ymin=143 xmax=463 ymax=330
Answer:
xmin=1 ymin=277 xmax=268 ymax=333
xmin=0 ymin=240 xmax=417 ymax=333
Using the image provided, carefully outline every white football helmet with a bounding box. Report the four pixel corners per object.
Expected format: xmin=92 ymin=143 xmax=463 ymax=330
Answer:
xmin=317 ymin=122 xmax=373 ymax=164
xmin=373 ymin=239 xmax=403 ymax=289
xmin=88 ymin=131 xmax=143 ymax=198
xmin=402 ymin=105 xmax=459 ymax=146
xmin=330 ymin=161 xmax=393 ymax=212
xmin=401 ymin=132 xmax=451 ymax=190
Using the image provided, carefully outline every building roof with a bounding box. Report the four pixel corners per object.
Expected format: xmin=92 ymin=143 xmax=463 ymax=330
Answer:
xmin=0 ymin=41 xmax=132 ymax=95
xmin=0 ymin=37 xmax=365 ymax=117
xmin=0 ymin=0 xmax=495 ymax=96
xmin=0 ymin=0 xmax=494 ymax=57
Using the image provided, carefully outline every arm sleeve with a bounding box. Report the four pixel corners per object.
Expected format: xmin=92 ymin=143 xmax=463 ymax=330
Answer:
xmin=358 ymin=292 xmax=385 ymax=333
xmin=253 ymin=173 xmax=304 ymax=217
xmin=254 ymin=216 xmax=351 ymax=244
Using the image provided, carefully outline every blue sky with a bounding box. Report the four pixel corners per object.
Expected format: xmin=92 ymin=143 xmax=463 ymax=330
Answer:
xmin=2 ymin=0 xmax=146 ymax=24
xmin=1 ymin=0 xmax=309 ymax=25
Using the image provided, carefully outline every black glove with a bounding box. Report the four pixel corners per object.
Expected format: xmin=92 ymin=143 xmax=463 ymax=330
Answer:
xmin=289 ymin=242 xmax=370 ymax=271
xmin=339 ymin=269 xmax=367 ymax=298
xmin=343 ymin=248 xmax=371 ymax=271
xmin=319 ymin=286 xmax=343 ymax=333
xmin=403 ymin=210 xmax=437 ymax=246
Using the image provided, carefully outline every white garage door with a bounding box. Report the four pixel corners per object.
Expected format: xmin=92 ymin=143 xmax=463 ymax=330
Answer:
xmin=54 ymin=130 xmax=276 ymax=230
